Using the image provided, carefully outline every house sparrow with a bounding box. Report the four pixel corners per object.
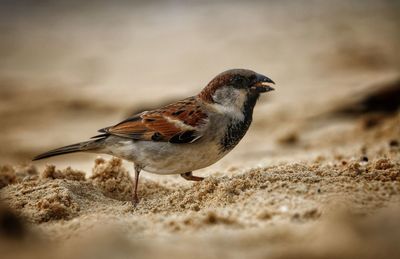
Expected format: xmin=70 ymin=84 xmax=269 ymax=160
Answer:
xmin=33 ymin=69 xmax=275 ymax=205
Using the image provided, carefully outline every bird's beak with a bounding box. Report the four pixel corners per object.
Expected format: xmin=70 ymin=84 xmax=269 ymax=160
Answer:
xmin=251 ymin=73 xmax=275 ymax=93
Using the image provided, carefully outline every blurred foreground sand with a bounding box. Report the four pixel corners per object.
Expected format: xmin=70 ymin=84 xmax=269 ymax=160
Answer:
xmin=0 ymin=1 xmax=399 ymax=258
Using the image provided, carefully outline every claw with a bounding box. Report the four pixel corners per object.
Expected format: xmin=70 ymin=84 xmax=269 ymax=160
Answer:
xmin=180 ymin=172 xmax=204 ymax=181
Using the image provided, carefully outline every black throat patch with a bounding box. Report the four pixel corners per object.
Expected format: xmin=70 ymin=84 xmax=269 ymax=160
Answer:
xmin=219 ymin=93 xmax=260 ymax=152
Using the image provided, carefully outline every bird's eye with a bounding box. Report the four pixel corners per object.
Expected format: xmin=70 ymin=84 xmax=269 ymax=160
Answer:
xmin=232 ymin=76 xmax=244 ymax=86
xmin=249 ymin=75 xmax=256 ymax=82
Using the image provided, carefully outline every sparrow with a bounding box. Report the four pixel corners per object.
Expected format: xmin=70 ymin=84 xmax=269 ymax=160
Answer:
xmin=33 ymin=69 xmax=275 ymax=205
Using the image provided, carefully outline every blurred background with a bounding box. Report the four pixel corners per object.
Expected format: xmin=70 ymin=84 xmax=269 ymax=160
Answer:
xmin=1 ymin=0 xmax=399 ymax=169
xmin=1 ymin=1 xmax=400 ymax=259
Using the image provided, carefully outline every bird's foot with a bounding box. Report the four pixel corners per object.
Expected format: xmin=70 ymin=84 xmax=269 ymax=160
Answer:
xmin=131 ymin=194 xmax=140 ymax=206
xmin=180 ymin=172 xmax=204 ymax=181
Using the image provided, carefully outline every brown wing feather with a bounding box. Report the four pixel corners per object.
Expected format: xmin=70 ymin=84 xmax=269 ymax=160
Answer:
xmin=101 ymin=97 xmax=208 ymax=143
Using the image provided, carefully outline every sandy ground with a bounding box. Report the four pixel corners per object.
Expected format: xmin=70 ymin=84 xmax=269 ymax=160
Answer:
xmin=0 ymin=1 xmax=400 ymax=258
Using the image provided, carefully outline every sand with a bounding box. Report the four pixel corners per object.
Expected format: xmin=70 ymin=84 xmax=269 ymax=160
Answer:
xmin=0 ymin=111 xmax=399 ymax=258
xmin=1 ymin=1 xmax=400 ymax=258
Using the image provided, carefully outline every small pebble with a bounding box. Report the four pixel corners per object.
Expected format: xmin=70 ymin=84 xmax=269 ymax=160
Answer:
xmin=389 ymin=139 xmax=399 ymax=147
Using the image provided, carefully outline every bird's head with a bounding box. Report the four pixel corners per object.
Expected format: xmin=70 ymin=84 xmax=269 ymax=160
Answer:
xmin=198 ymin=69 xmax=275 ymax=116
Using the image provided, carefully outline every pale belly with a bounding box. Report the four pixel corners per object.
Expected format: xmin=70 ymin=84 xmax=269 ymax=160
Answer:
xmin=101 ymin=138 xmax=228 ymax=175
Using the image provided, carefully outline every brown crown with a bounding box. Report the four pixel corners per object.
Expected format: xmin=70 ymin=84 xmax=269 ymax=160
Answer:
xmin=198 ymin=69 xmax=259 ymax=103
xmin=198 ymin=72 xmax=235 ymax=103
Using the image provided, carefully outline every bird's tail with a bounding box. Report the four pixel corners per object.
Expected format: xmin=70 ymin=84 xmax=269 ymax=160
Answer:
xmin=33 ymin=137 xmax=106 ymax=161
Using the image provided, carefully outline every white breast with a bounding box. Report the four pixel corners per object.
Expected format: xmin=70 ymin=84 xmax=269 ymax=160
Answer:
xmin=102 ymin=137 xmax=227 ymax=175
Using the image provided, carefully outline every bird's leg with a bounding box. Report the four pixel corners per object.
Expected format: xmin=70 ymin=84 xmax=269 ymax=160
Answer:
xmin=180 ymin=172 xmax=204 ymax=181
xmin=131 ymin=164 xmax=142 ymax=206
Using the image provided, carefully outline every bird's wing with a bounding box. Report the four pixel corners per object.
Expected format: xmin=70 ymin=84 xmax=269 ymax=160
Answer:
xmin=98 ymin=97 xmax=209 ymax=143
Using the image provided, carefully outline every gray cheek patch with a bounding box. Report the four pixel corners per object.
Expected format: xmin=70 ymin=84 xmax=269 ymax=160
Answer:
xmin=212 ymin=87 xmax=240 ymax=106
